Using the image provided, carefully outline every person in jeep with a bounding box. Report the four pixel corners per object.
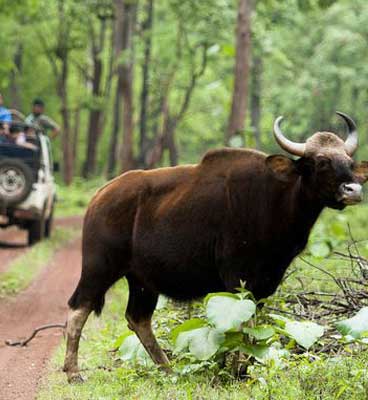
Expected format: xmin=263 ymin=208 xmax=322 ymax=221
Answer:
xmin=25 ymin=98 xmax=60 ymax=139
xmin=0 ymin=93 xmax=12 ymax=139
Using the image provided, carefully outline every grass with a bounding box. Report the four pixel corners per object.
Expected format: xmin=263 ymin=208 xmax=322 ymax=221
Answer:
xmin=36 ymin=282 xmax=368 ymax=400
xmin=36 ymin=204 xmax=368 ymax=400
xmin=55 ymin=177 xmax=105 ymax=217
xmin=0 ymin=227 xmax=80 ymax=297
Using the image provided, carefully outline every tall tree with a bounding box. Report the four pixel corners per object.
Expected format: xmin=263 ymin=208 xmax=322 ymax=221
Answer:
xmin=138 ymin=0 xmax=154 ymax=166
xmin=250 ymin=54 xmax=262 ymax=149
xmin=119 ymin=0 xmax=137 ymax=172
xmin=36 ymin=0 xmax=79 ymax=184
xmin=82 ymin=7 xmax=112 ymax=178
xmin=107 ymin=0 xmax=124 ymax=178
xmin=226 ymin=0 xmax=251 ymax=145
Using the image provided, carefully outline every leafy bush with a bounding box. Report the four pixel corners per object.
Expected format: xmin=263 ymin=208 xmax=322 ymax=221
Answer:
xmin=117 ymin=290 xmax=368 ymax=376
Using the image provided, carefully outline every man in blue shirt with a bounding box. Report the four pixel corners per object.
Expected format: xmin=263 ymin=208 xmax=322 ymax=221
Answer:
xmin=0 ymin=93 xmax=12 ymax=140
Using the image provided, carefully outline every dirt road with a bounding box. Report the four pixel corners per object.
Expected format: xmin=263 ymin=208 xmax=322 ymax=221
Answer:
xmin=0 ymin=217 xmax=83 ymax=400
xmin=0 ymin=216 xmax=82 ymax=274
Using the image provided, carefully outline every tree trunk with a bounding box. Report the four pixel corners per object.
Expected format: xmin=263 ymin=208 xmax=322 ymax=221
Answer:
xmin=59 ymin=57 xmax=73 ymax=185
xmin=72 ymin=107 xmax=81 ymax=166
xmin=226 ymin=0 xmax=251 ymax=145
xmin=120 ymin=1 xmax=137 ymax=172
xmin=138 ymin=0 xmax=154 ymax=166
xmin=83 ymin=18 xmax=107 ymax=178
xmin=107 ymin=77 xmax=122 ymax=178
xmin=57 ymin=0 xmax=73 ymax=185
xmin=107 ymin=0 xmax=125 ymax=178
xmin=9 ymin=43 xmax=23 ymax=109
xmin=250 ymin=54 xmax=262 ymax=149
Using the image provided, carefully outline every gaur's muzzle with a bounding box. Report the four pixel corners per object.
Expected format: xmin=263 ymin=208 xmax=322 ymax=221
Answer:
xmin=338 ymin=183 xmax=363 ymax=205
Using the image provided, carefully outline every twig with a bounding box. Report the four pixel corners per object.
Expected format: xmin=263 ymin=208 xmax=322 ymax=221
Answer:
xmin=5 ymin=323 xmax=66 ymax=347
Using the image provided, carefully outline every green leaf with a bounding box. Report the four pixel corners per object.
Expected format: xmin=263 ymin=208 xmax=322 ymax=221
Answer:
xmin=113 ymin=330 xmax=134 ymax=349
xmin=284 ymin=321 xmax=324 ymax=349
xmin=119 ymin=334 xmax=152 ymax=365
xmin=175 ymin=327 xmax=225 ymax=360
xmin=204 ymin=292 xmax=239 ymax=304
xmin=243 ymin=326 xmax=275 ymax=341
xmin=171 ymin=318 xmax=207 ymax=342
xmin=309 ymin=241 xmax=331 ymax=258
xmin=156 ymin=295 xmax=168 ymax=310
xmin=269 ymin=313 xmax=290 ymax=327
xmin=240 ymin=343 xmax=271 ymax=359
xmin=206 ymin=295 xmax=256 ymax=332
xmin=221 ymin=331 xmax=244 ymax=352
xmin=335 ymin=307 xmax=368 ymax=339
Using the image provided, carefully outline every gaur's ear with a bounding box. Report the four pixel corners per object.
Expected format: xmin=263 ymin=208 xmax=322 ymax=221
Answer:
xmin=353 ymin=161 xmax=368 ymax=184
xmin=266 ymin=155 xmax=298 ymax=182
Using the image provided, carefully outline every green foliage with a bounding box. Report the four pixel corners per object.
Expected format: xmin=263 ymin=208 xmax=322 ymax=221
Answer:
xmin=55 ymin=177 xmax=104 ymax=217
xmin=168 ymin=292 xmax=326 ymax=368
xmin=284 ymin=320 xmax=324 ymax=350
xmin=336 ymin=307 xmax=368 ymax=340
xmin=205 ymin=294 xmax=256 ymax=332
xmin=175 ymin=327 xmax=225 ymax=361
xmin=119 ymin=333 xmax=152 ymax=365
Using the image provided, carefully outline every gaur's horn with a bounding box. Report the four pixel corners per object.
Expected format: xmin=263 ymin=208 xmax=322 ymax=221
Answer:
xmin=273 ymin=116 xmax=305 ymax=157
xmin=336 ymin=111 xmax=358 ymax=156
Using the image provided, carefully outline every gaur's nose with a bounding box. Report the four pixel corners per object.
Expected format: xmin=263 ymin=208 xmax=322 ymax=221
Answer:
xmin=339 ymin=183 xmax=363 ymax=205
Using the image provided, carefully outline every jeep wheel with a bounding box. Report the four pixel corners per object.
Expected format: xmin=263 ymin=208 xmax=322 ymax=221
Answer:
xmin=28 ymin=215 xmax=45 ymax=246
xmin=0 ymin=158 xmax=34 ymax=205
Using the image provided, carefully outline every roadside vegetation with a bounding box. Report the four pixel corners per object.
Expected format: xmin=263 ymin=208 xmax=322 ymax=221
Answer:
xmin=0 ymin=227 xmax=80 ymax=297
xmin=37 ymin=205 xmax=368 ymax=400
xmin=55 ymin=178 xmax=104 ymax=217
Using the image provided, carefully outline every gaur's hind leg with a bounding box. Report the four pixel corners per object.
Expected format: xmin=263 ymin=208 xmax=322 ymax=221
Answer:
xmin=63 ymin=306 xmax=92 ymax=383
xmin=63 ymin=254 xmax=124 ymax=383
xmin=125 ymin=276 xmax=170 ymax=370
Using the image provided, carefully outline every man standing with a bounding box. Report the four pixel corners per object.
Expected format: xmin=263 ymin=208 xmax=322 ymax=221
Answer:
xmin=0 ymin=93 xmax=12 ymax=136
xmin=25 ymin=98 xmax=60 ymax=139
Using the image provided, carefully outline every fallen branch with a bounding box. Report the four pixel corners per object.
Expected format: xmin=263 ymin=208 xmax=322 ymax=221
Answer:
xmin=5 ymin=323 xmax=66 ymax=347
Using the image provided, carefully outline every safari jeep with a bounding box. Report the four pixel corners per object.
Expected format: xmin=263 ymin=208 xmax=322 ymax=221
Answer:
xmin=0 ymin=129 xmax=57 ymax=245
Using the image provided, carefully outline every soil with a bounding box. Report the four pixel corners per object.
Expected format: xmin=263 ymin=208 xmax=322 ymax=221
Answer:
xmin=0 ymin=216 xmax=83 ymax=400
xmin=0 ymin=216 xmax=82 ymax=274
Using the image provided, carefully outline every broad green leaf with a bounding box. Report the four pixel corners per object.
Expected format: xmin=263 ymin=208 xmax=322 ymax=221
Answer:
xmin=269 ymin=313 xmax=290 ymax=327
xmin=284 ymin=321 xmax=324 ymax=349
xmin=156 ymin=295 xmax=168 ymax=310
xmin=206 ymin=296 xmax=256 ymax=332
xmin=255 ymin=345 xmax=290 ymax=365
xmin=309 ymin=242 xmax=330 ymax=258
xmin=119 ymin=334 xmax=151 ymax=365
xmin=171 ymin=318 xmax=207 ymax=342
xmin=175 ymin=327 xmax=225 ymax=360
xmin=243 ymin=326 xmax=275 ymax=341
xmin=240 ymin=344 xmax=271 ymax=359
xmin=335 ymin=307 xmax=368 ymax=339
xmin=221 ymin=331 xmax=244 ymax=352
xmin=113 ymin=330 xmax=134 ymax=349
xmin=204 ymin=292 xmax=239 ymax=304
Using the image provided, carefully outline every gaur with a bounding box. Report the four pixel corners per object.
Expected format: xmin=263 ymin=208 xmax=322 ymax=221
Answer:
xmin=63 ymin=112 xmax=368 ymax=382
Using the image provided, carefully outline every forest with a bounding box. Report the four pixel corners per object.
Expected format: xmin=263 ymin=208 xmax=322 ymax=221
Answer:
xmin=1 ymin=0 xmax=367 ymax=184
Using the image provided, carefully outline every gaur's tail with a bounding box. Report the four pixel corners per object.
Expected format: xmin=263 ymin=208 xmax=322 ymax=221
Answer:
xmin=68 ymin=284 xmax=105 ymax=316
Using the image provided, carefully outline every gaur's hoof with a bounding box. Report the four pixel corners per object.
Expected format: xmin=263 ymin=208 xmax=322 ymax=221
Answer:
xmin=159 ymin=364 xmax=173 ymax=374
xmin=67 ymin=372 xmax=85 ymax=384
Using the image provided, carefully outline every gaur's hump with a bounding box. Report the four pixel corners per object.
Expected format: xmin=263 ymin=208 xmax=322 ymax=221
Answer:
xmin=200 ymin=147 xmax=266 ymax=167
